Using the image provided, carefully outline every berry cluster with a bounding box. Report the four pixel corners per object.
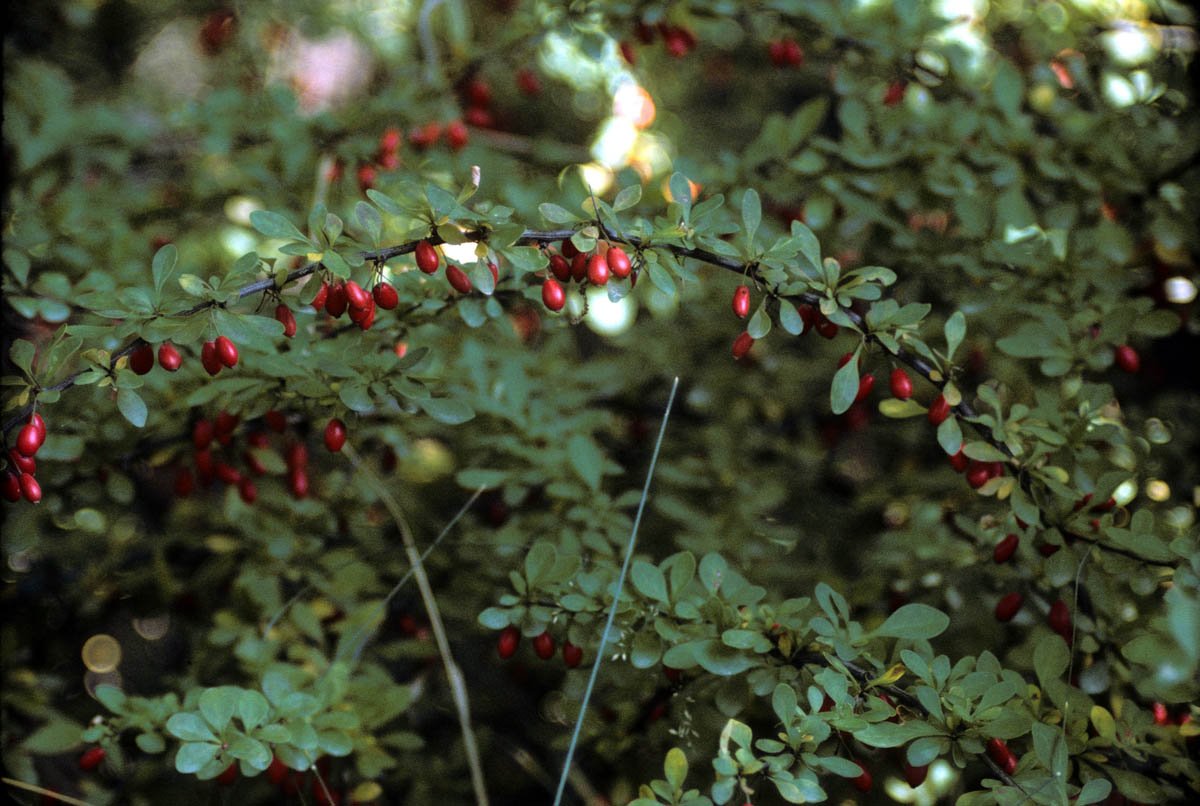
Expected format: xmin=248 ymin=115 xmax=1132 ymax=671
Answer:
xmin=3 ymin=413 xmax=46 ymax=503
xmin=495 ymin=626 xmax=583 ymax=668
xmin=539 ymin=238 xmax=632 ymax=313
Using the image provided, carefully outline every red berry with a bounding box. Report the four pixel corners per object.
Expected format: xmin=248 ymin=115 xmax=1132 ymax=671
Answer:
xmin=4 ymin=473 xmax=22 ymax=502
xmin=349 ymin=295 xmax=374 ymax=324
xmin=890 ymin=368 xmax=913 ymax=399
xmin=324 ymin=419 xmax=347 ymax=452
xmin=130 ymin=343 xmax=154 ymax=375
xmin=215 ymin=410 xmax=239 ymax=436
xmin=311 ymin=281 xmax=330 ymax=311
xmin=783 ymin=39 xmax=804 ymax=66
xmin=855 ymin=373 xmax=876 ymax=403
xmin=286 ymin=442 xmax=308 ymax=470
xmin=994 ymin=592 xmax=1023 ymax=622
xmin=570 ymin=252 xmax=588 ymax=282
xmin=497 ymin=626 xmax=520 ymax=659
xmin=194 ymin=449 xmax=214 ymax=479
xmin=379 ymin=126 xmax=402 ymax=153
xmin=216 ymin=463 xmax=241 ymax=485
xmin=815 ymin=318 xmax=839 ymax=339
xmin=158 ymin=342 xmax=182 ymax=371
xmin=193 ymin=419 xmax=214 ymax=450
xmin=238 ymin=478 xmax=257 ymax=504
xmin=265 ymin=410 xmax=287 ymax=433
xmin=927 ymin=394 xmax=951 ymax=425
xmin=1038 ymin=542 xmax=1061 ymax=557
xmin=464 ymin=106 xmax=494 ymax=128
xmin=948 ymin=449 xmax=968 ymax=473
xmin=215 ymin=336 xmax=238 ymax=368
xmin=325 ymin=281 xmax=348 ymax=317
xmin=174 ymin=467 xmax=194 ymax=497
xmin=732 ymin=331 xmax=755 ymax=360
xmin=1048 ymin=600 xmax=1072 ymax=640
xmin=19 ymin=472 xmax=41 ymax=503
xmin=542 ymin=278 xmax=566 ymax=311
xmin=993 ymin=533 xmax=1019 ymax=564
xmin=517 ymin=68 xmax=542 ymax=96
xmin=1152 ymin=702 xmax=1170 ymax=725
xmin=768 ymin=40 xmax=787 ymax=66
xmin=586 ymin=253 xmax=609 ymax=285
xmin=356 ymin=164 xmax=376 ymax=192
xmin=446 ymin=264 xmax=472 ymax=294
xmin=217 ymin=763 xmax=238 ymax=785
xmin=409 ymin=121 xmax=442 ymax=149
xmin=851 ymin=762 xmax=873 ymax=792
xmin=275 ymin=304 xmax=297 ymax=338
xmin=904 ymin=763 xmax=928 ymax=788
xmin=344 ymin=280 xmax=371 ymax=310
xmin=533 ymin=631 xmax=555 ymax=660
xmin=79 ymin=746 xmax=106 ymax=771
xmin=620 ymin=41 xmax=637 ymax=65
xmin=606 ymin=246 xmax=632 ymax=279
xmin=986 ymin=738 xmax=1017 ymax=775
xmin=16 ymin=424 xmax=42 ymax=457
xmin=288 ymin=467 xmax=309 ymax=499
xmin=732 ymin=286 xmax=751 ymax=319
xmin=373 ymin=281 xmax=399 ymax=310
xmin=415 ymin=240 xmax=440 ymax=274
xmin=562 ymin=641 xmax=583 ymax=668
xmin=549 ymin=254 xmax=571 ymax=282
xmin=488 ymin=261 xmax=500 ymax=285
xmin=446 ymin=120 xmax=469 ymax=151
xmin=966 ymin=461 xmax=990 ymax=489
xmin=560 ymin=238 xmax=579 ymax=259
xmin=1114 ymin=344 xmax=1140 ymax=373
xmin=884 ymin=80 xmax=907 ymax=107
xmin=9 ymin=448 xmax=36 ymax=475
xmin=29 ymin=413 xmax=45 ymax=440
xmin=465 ymin=78 xmax=492 ymax=107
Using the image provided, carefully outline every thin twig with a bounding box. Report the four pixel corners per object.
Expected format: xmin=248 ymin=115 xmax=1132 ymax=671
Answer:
xmin=342 ymin=442 xmax=489 ymax=806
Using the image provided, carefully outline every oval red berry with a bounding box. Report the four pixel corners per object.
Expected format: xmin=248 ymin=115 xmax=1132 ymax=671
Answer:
xmin=497 ymin=626 xmax=520 ymax=659
xmin=532 ymin=631 xmax=555 ymax=660
xmin=732 ymin=332 xmax=754 ymax=360
xmin=324 ymin=418 xmax=347 ymax=452
xmin=890 ymin=368 xmax=913 ymax=399
xmin=446 ymin=264 xmax=472 ymax=294
xmin=373 ymin=282 xmax=399 ymax=310
xmin=130 ymin=343 xmax=155 ymax=375
xmin=994 ymin=592 xmax=1023 ymax=622
xmin=158 ymin=342 xmax=182 ymax=371
xmin=215 ymin=336 xmax=239 ymax=368
xmin=732 ymin=286 xmax=750 ymax=319
xmin=542 ymin=278 xmax=565 ymax=311
xmin=993 ymin=533 xmax=1019 ymax=564
xmin=586 ymin=253 xmax=609 ymax=285
xmin=606 ymin=246 xmax=631 ymax=279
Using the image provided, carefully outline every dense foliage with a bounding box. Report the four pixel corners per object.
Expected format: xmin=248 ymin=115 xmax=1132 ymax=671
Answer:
xmin=3 ymin=1 xmax=1198 ymax=804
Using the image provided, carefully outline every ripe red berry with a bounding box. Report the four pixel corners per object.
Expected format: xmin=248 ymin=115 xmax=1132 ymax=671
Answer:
xmin=1038 ymin=542 xmax=1061 ymax=557
xmin=193 ymin=419 xmax=215 ymax=450
xmin=465 ymin=78 xmax=492 ymax=107
xmin=215 ymin=336 xmax=238 ymax=368
xmin=562 ymin=641 xmax=583 ymax=668
xmin=464 ymin=106 xmax=494 ymax=128
xmin=158 ymin=342 xmax=182 ymax=371
xmin=586 ymin=253 xmax=610 ymax=285
xmin=16 ymin=424 xmax=42 ymax=457
xmin=542 ymin=278 xmax=566 ymax=311
xmin=732 ymin=286 xmax=751 ymax=319
xmin=3 ymin=472 xmax=22 ymax=502
xmin=1114 ymin=344 xmax=1140 ymax=373
xmin=1152 ymin=702 xmax=1170 ymax=725
xmin=130 ymin=343 xmax=155 ymax=375
xmin=517 ymin=68 xmax=542 ymax=96
xmin=986 ymin=738 xmax=1017 ymax=775
xmin=1048 ymin=600 xmax=1072 ymax=640
xmin=326 ymin=281 xmax=349 ymax=317
xmin=174 ymin=466 xmax=194 ymax=497
xmin=29 ymin=413 xmax=45 ymax=440
xmin=993 ymin=533 xmax=1019 ymax=563
xmin=904 ymin=763 xmax=928 ymax=788
xmin=446 ymin=120 xmax=469 ymax=151
xmin=446 ymin=264 xmax=472 ymax=293
xmin=344 ymin=281 xmax=371 ymax=310
xmin=288 ymin=467 xmax=309 ymax=499
xmin=311 ymin=281 xmax=330 ymax=311
xmin=606 ymin=246 xmax=632 ymax=279
xmin=324 ymin=419 xmax=347 ymax=452
xmin=356 ymin=164 xmax=376 ymax=192
xmin=379 ymin=126 xmax=402 ymax=154
xmin=549 ymin=254 xmax=571 ymax=282
xmin=21 ymin=472 xmax=42 ymax=502
xmin=79 ymin=746 xmax=106 ymax=771
xmin=265 ymin=410 xmax=287 ymax=433
xmin=994 ymin=592 xmax=1023 ymax=622
xmin=497 ymin=626 xmax=520 ymax=659
xmin=373 ymin=281 xmax=399 ymax=310
xmin=570 ymin=252 xmax=588 ymax=282
xmin=927 ymin=394 xmax=951 ymax=425
xmin=855 ymin=373 xmax=876 ymax=403
xmin=890 ymin=368 xmax=913 ymax=399
xmin=560 ymin=238 xmax=579 ymax=259
xmin=966 ymin=461 xmax=990 ymax=489
xmin=851 ymin=762 xmax=873 ymax=793
xmin=217 ymin=763 xmax=238 ymax=785
xmin=533 ymin=631 xmax=555 ymax=660
xmin=216 ymin=463 xmax=241 ymax=485
xmin=620 ymin=40 xmax=637 ymax=64
xmin=948 ymin=449 xmax=968 ymax=473
xmin=415 ymin=240 xmax=440 ymax=274
xmin=732 ymin=331 xmax=755 ymax=360
xmin=815 ymin=318 xmax=839 ymax=339
xmin=275 ymin=304 xmax=297 ymax=338
xmin=238 ymin=478 xmax=257 ymax=504
xmin=883 ymin=80 xmax=908 ymax=107
xmin=9 ymin=448 xmax=36 ymax=475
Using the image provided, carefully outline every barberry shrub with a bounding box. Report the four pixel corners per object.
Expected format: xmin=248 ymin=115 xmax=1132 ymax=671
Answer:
xmin=3 ymin=2 xmax=1198 ymax=805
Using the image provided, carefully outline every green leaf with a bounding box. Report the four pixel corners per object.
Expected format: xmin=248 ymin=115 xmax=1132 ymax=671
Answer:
xmin=875 ymin=604 xmax=950 ymax=640
xmin=354 ymin=202 xmax=383 ymax=246
xmin=175 ymin=741 xmax=219 ymax=774
xmin=22 ymin=719 xmax=84 ymax=754
xmin=249 ymin=210 xmax=307 ymax=241
xmin=778 ymin=299 xmax=805 ymax=335
xmin=693 ymin=640 xmax=758 ymax=676
xmin=416 ymin=397 xmax=475 ymax=425
xmin=95 ymin=685 xmax=127 ymax=714
xmin=338 ymin=383 xmax=374 ymax=413
xmin=944 ymin=311 xmax=966 ymax=361
xmin=1076 ymin=779 xmax=1112 ymax=806
xmin=669 ymin=173 xmax=693 ymax=208
xmin=567 ymin=433 xmax=604 ymax=490
xmin=237 ymin=690 xmax=270 ymax=733
xmin=538 ymin=203 xmax=575 ymax=224
xmin=936 ymin=417 xmax=962 ymax=456
xmin=152 ymin=244 xmax=178 ymax=296
xmin=228 ymin=734 xmax=272 ymax=768
xmin=613 ymin=184 xmax=642 ymax=211
xmin=1034 ymin=635 xmax=1070 ymax=688
xmin=741 ymin=188 xmax=761 ymax=244
xmin=830 ymin=350 xmax=860 ymax=415
xmin=136 ymin=732 xmax=166 ymax=754
xmin=10 ymin=339 xmax=35 ymax=376
xmin=199 ymin=686 xmax=240 ymax=732
xmin=116 ymin=388 xmax=147 ymax=428
xmin=790 ymin=221 xmax=821 ymax=275
xmin=664 ymin=747 xmax=688 ymax=791
xmin=166 ymin=713 xmax=216 ymax=743
xmin=631 ymin=560 xmax=669 ymax=604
